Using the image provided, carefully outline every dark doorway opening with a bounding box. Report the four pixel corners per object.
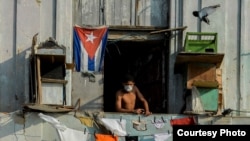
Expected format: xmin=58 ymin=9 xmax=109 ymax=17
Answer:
xmin=103 ymin=40 xmax=167 ymax=113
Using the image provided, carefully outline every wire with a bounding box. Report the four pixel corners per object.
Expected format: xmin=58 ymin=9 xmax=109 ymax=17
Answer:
xmin=222 ymin=108 xmax=250 ymax=116
xmin=231 ymin=109 xmax=250 ymax=113
xmin=0 ymin=110 xmax=20 ymax=118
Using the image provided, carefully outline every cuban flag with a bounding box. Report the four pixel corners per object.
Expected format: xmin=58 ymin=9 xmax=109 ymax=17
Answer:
xmin=73 ymin=25 xmax=108 ymax=72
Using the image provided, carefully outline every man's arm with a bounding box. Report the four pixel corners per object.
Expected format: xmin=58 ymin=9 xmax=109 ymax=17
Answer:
xmin=134 ymin=86 xmax=151 ymax=115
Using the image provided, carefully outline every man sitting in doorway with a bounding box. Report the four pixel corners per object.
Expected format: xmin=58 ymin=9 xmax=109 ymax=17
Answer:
xmin=115 ymin=74 xmax=152 ymax=116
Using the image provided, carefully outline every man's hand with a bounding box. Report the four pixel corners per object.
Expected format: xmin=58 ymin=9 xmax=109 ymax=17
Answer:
xmin=134 ymin=108 xmax=144 ymax=114
xmin=134 ymin=109 xmax=152 ymax=116
xmin=144 ymin=111 xmax=152 ymax=116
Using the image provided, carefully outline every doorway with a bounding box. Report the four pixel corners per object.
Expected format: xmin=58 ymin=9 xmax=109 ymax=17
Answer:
xmin=103 ymin=40 xmax=167 ymax=113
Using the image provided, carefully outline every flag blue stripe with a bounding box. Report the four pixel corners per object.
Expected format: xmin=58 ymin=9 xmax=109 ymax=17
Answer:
xmin=88 ymin=57 xmax=95 ymax=71
xmin=73 ymin=29 xmax=81 ymax=72
xmin=87 ymin=28 xmax=108 ymax=72
xmin=98 ymin=30 xmax=108 ymax=71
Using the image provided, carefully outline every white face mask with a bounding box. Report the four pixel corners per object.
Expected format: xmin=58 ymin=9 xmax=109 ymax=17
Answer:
xmin=124 ymin=85 xmax=133 ymax=92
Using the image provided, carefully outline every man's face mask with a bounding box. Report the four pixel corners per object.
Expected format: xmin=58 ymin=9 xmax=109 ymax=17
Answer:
xmin=123 ymin=81 xmax=134 ymax=92
xmin=124 ymin=85 xmax=133 ymax=92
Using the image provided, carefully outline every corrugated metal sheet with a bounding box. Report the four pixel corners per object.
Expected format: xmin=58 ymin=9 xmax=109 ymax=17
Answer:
xmin=74 ymin=0 xmax=102 ymax=25
xmin=74 ymin=0 xmax=168 ymax=26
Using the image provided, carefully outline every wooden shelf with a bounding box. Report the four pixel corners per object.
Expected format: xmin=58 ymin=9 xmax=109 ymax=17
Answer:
xmin=175 ymin=52 xmax=224 ymax=65
xmin=192 ymin=80 xmax=218 ymax=88
xmin=41 ymin=78 xmax=68 ymax=84
xmin=175 ymin=51 xmax=224 ymax=114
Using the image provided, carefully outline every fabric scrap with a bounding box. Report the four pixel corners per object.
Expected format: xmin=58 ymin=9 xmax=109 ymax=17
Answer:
xmin=78 ymin=116 xmax=94 ymax=127
xmin=151 ymin=119 xmax=165 ymax=129
xmin=57 ymin=127 xmax=89 ymax=141
xmin=132 ymin=120 xmax=147 ymax=131
xmin=170 ymin=117 xmax=196 ymax=125
xmin=95 ymin=133 xmax=118 ymax=141
xmin=154 ymin=133 xmax=172 ymax=141
xmin=100 ymin=118 xmax=127 ymax=136
xmin=38 ymin=113 xmax=67 ymax=131
xmin=38 ymin=113 xmax=89 ymax=141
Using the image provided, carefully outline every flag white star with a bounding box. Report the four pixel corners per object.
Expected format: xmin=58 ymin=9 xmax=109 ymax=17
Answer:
xmin=85 ymin=32 xmax=97 ymax=44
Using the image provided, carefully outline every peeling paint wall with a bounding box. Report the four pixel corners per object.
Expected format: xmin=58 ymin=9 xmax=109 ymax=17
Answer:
xmin=0 ymin=0 xmax=168 ymax=112
xmin=73 ymin=0 xmax=168 ymax=26
xmin=169 ymin=0 xmax=250 ymax=115
xmin=0 ymin=0 xmax=73 ymax=112
xmin=1 ymin=0 xmax=250 ymax=116
xmin=1 ymin=0 xmax=250 ymax=140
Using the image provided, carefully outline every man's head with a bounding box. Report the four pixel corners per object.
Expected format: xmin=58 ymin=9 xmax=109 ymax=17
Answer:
xmin=122 ymin=74 xmax=135 ymax=92
xmin=192 ymin=11 xmax=199 ymax=17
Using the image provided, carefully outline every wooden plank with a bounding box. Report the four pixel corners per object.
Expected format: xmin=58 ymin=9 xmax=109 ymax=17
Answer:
xmin=216 ymin=68 xmax=222 ymax=75
xmin=150 ymin=26 xmax=188 ymax=34
xmin=41 ymin=78 xmax=68 ymax=84
xmin=218 ymin=93 xmax=223 ymax=103
xmin=65 ymin=63 xmax=75 ymax=70
xmin=216 ymin=75 xmax=222 ymax=83
xmin=79 ymin=0 xmax=100 ymax=25
xmin=218 ymin=89 xmax=223 ymax=94
xmin=176 ymin=52 xmax=224 ymax=65
xmin=41 ymin=83 xmax=64 ymax=105
xmin=108 ymin=25 xmax=165 ymax=30
xmin=187 ymin=63 xmax=217 ymax=89
xmin=192 ymin=80 xmax=218 ymax=88
xmin=216 ymin=68 xmax=222 ymax=89
xmin=24 ymin=104 xmax=74 ymax=113
xmin=36 ymin=56 xmax=42 ymax=104
xmin=108 ymin=28 xmax=165 ymax=41
xmin=108 ymin=32 xmax=164 ymax=41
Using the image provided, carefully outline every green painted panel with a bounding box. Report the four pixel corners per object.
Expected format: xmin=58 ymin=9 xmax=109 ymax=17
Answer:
xmin=197 ymin=88 xmax=218 ymax=111
xmin=184 ymin=32 xmax=217 ymax=53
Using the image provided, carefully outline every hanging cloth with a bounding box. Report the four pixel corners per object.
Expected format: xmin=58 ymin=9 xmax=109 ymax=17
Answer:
xmin=38 ymin=113 xmax=89 ymax=141
xmin=154 ymin=133 xmax=172 ymax=141
xmin=100 ymin=118 xmax=127 ymax=136
xmin=95 ymin=133 xmax=118 ymax=141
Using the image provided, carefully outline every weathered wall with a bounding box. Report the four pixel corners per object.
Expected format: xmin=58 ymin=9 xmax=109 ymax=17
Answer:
xmin=72 ymin=73 xmax=104 ymax=110
xmin=73 ymin=0 xmax=168 ymax=26
xmin=0 ymin=0 xmax=73 ymax=112
xmin=1 ymin=0 xmax=250 ymax=116
xmin=169 ymin=0 xmax=250 ymax=115
xmin=0 ymin=0 xmax=17 ymax=111
xmin=1 ymin=0 xmax=250 ymax=140
xmin=0 ymin=0 xmax=168 ymax=112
